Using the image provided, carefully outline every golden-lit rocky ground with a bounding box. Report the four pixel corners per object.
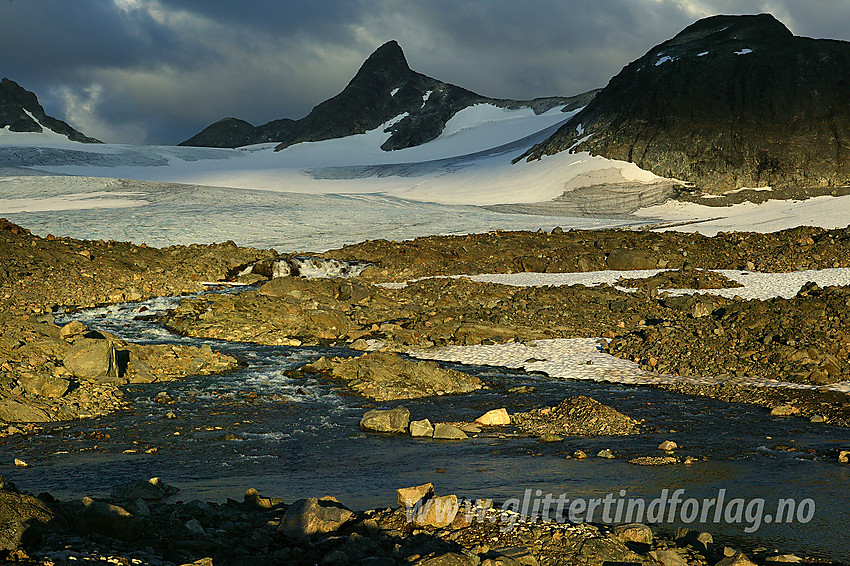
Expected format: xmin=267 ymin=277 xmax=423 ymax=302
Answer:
xmin=0 ymin=218 xmax=273 ymax=425
xmin=1 ymin=219 xmax=848 ymax=565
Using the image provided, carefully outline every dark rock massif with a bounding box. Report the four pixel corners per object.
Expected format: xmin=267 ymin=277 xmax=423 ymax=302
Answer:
xmin=181 ymin=40 xmax=596 ymax=150
xmin=0 ymin=78 xmax=100 ymax=143
xmin=177 ymin=116 xmax=295 ymax=149
xmin=524 ymin=14 xmax=850 ymax=194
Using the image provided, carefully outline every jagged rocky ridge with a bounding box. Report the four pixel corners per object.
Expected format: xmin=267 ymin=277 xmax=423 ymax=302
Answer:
xmin=180 ymin=40 xmax=597 ymax=150
xmin=0 ymin=78 xmax=100 ymax=143
xmin=523 ymin=14 xmax=850 ymax=194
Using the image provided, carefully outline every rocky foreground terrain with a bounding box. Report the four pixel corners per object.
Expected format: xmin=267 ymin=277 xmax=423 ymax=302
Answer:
xmin=1 ymin=219 xmax=850 ymax=563
xmin=0 ymin=218 xmax=273 ymax=426
xmin=0 ymin=474 xmax=830 ymax=566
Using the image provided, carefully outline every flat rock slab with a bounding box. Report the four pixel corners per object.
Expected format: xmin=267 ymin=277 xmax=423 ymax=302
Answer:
xmin=409 ymin=418 xmax=434 ymax=437
xmin=307 ymin=351 xmax=482 ymax=400
xmin=360 ymin=407 xmax=410 ymax=433
xmin=432 ymin=423 xmax=468 ymax=440
xmin=397 ymin=483 xmax=434 ymax=508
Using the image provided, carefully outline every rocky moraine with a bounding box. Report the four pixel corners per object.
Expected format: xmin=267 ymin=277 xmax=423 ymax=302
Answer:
xmin=1 ymin=219 xmax=849 ymax=565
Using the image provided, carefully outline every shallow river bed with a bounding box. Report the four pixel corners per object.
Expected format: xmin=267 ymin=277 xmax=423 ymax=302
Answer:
xmin=1 ymin=293 xmax=849 ymax=559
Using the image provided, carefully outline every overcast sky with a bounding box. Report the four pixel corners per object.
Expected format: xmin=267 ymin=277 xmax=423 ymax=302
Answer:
xmin=3 ymin=0 xmax=849 ymax=145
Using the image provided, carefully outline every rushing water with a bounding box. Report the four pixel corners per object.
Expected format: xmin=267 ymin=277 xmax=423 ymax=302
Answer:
xmin=1 ymin=292 xmax=849 ymax=559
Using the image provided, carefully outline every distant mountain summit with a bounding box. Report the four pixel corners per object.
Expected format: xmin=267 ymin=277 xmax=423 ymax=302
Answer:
xmin=0 ymin=78 xmax=100 ymax=143
xmin=182 ymin=116 xmax=295 ymax=149
xmin=523 ymin=14 xmax=850 ymax=193
xmin=181 ymin=40 xmax=597 ymax=150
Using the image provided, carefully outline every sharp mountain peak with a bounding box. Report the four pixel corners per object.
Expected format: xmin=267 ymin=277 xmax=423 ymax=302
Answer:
xmin=180 ymin=40 xmax=591 ymax=152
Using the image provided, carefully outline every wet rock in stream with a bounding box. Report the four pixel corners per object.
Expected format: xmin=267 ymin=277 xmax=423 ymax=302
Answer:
xmin=301 ymin=351 xmax=483 ymax=400
xmin=511 ymin=396 xmax=641 ymax=437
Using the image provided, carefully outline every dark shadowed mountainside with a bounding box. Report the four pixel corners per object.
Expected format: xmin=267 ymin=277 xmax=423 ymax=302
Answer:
xmin=0 ymin=78 xmax=101 ymax=143
xmin=523 ymin=14 xmax=850 ymax=194
xmin=180 ymin=41 xmax=597 ymax=151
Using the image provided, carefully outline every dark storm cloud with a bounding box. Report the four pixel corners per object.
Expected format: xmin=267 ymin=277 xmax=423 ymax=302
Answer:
xmin=157 ymin=0 xmax=365 ymax=39
xmin=2 ymin=0 xmax=848 ymax=145
xmin=1 ymin=0 xmax=202 ymax=77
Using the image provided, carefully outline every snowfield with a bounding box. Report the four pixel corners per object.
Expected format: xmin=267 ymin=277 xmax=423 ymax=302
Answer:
xmin=635 ymin=195 xmax=850 ymax=235
xmin=465 ymin=267 xmax=850 ymax=300
xmin=411 ymin=336 xmax=850 ymax=393
xmin=1 ymin=99 xmax=849 ymax=247
xmin=2 ymin=104 xmax=669 ymax=207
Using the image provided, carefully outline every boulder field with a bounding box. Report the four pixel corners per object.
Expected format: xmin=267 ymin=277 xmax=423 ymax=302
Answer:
xmin=0 ymin=477 xmax=817 ymax=565
xmin=0 ymin=218 xmax=272 ymax=424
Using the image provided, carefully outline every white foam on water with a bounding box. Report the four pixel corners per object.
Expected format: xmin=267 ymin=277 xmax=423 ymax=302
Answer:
xmin=262 ymin=257 xmax=368 ymax=279
xmin=289 ymin=257 xmax=368 ymax=279
xmin=271 ymin=261 xmax=292 ymax=278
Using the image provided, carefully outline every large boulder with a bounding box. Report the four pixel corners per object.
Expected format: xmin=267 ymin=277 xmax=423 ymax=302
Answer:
xmin=613 ymin=523 xmax=653 ymax=545
xmin=409 ymin=419 xmax=435 ymax=437
xmin=310 ymin=352 xmax=482 ymax=400
xmin=277 ymin=497 xmax=353 ymax=539
xmin=606 ymin=249 xmax=657 ymax=270
xmin=63 ymin=338 xmax=118 ymax=380
xmin=76 ymin=497 xmax=144 ymax=541
xmin=360 ymin=407 xmax=410 ymax=433
xmin=648 ymin=550 xmax=689 ymax=566
xmin=59 ymin=321 xmax=88 ymax=341
xmin=410 ymin=495 xmax=459 ymax=528
xmin=0 ymin=490 xmax=56 ymax=551
xmin=19 ymin=375 xmax=70 ymax=398
xmin=0 ymin=399 xmax=51 ymax=423
xmin=475 ymin=408 xmax=511 ymax=426
xmin=511 ymin=396 xmax=640 ymax=436
xmin=579 ymin=535 xmax=642 ymax=563
xmin=110 ymin=477 xmax=178 ymax=502
xmin=432 ymin=423 xmax=468 ymax=440
xmin=716 ymin=552 xmax=758 ymax=566
xmin=397 ymin=483 xmax=434 ymax=508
